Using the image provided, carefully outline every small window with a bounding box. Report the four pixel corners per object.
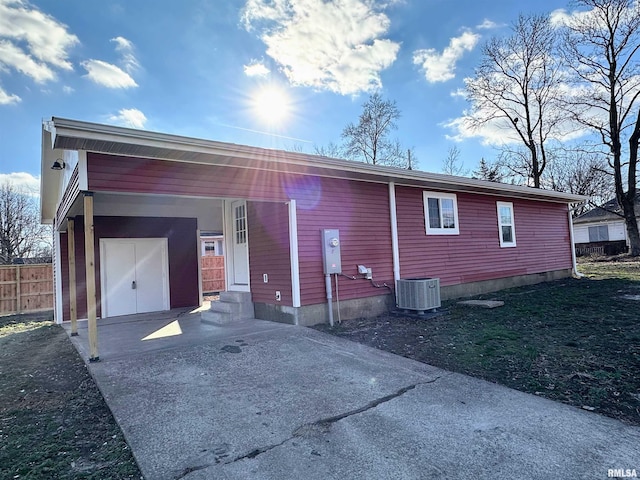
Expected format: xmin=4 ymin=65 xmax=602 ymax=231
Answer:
xmin=204 ymin=241 xmax=216 ymax=256
xmin=235 ymin=204 xmax=247 ymax=245
xmin=497 ymin=201 xmax=516 ymax=247
xmin=588 ymin=225 xmax=609 ymax=242
xmin=423 ymin=192 xmax=459 ymax=235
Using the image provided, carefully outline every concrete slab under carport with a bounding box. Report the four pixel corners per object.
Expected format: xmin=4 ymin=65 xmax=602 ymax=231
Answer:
xmin=65 ymin=314 xmax=640 ymax=480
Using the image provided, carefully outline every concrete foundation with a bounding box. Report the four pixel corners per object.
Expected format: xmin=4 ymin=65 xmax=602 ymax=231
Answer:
xmin=254 ymin=293 xmax=394 ymax=326
xmin=440 ymin=268 xmax=573 ymax=300
xmin=254 ymin=269 xmax=573 ymax=326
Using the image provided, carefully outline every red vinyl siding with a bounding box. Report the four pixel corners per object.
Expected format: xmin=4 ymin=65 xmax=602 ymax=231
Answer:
xmin=247 ymin=202 xmax=292 ymax=305
xmin=396 ymin=186 xmax=572 ymax=285
xmin=87 ymin=153 xmax=289 ymax=201
xmin=82 ymin=152 xmax=573 ymax=308
xmin=60 ymin=216 xmax=198 ymax=321
xmin=296 ymin=179 xmax=393 ymax=306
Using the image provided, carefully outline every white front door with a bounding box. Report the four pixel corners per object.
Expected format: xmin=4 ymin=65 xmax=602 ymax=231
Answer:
xmin=102 ymin=241 xmax=137 ymax=317
xmin=232 ymin=200 xmax=249 ymax=286
xmin=100 ymin=238 xmax=170 ymax=318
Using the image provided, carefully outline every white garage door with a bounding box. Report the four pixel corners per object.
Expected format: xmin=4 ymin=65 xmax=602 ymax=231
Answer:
xmin=100 ymin=238 xmax=170 ymax=318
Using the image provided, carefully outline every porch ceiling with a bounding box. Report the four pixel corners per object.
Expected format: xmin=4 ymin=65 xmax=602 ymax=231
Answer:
xmin=43 ymin=117 xmax=588 ymax=205
xmin=56 ymin=192 xmax=224 ymax=233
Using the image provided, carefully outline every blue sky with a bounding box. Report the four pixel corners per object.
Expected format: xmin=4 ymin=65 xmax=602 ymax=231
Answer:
xmin=0 ymin=0 xmax=576 ymax=192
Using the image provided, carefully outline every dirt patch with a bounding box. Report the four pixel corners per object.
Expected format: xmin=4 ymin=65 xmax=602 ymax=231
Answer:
xmin=0 ymin=312 xmax=142 ymax=479
xmin=314 ymin=262 xmax=640 ymax=426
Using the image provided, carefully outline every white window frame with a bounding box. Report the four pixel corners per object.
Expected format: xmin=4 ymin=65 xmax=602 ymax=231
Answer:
xmin=588 ymin=225 xmax=609 ymax=242
xmin=423 ymin=192 xmax=460 ymax=235
xmin=497 ymin=201 xmax=516 ymax=248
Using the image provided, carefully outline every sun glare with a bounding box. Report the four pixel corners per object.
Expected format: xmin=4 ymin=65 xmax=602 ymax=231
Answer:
xmin=252 ymin=85 xmax=291 ymax=126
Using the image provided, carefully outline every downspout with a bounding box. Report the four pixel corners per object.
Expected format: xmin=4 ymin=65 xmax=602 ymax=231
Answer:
xmin=389 ymin=182 xmax=400 ymax=302
xmin=568 ymin=204 xmax=583 ymax=278
xmin=287 ymin=200 xmax=301 ymax=324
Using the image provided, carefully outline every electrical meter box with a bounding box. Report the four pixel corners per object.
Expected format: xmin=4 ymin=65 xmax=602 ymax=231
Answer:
xmin=321 ymin=229 xmax=342 ymax=274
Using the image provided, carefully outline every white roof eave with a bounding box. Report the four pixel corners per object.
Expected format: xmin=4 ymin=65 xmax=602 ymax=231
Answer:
xmin=46 ymin=117 xmax=588 ymax=205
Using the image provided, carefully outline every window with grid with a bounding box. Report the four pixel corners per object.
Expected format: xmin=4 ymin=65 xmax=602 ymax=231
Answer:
xmin=496 ymin=201 xmax=516 ymax=247
xmin=423 ymin=192 xmax=459 ymax=235
xmin=235 ymin=204 xmax=246 ymax=245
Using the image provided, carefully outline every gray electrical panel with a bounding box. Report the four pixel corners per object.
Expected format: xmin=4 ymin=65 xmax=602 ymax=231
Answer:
xmin=321 ymin=229 xmax=342 ymax=274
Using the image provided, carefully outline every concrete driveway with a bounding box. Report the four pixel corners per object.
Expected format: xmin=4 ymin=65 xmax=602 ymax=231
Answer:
xmin=65 ymin=310 xmax=639 ymax=480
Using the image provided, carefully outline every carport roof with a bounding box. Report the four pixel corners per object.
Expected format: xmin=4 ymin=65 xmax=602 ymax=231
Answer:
xmin=41 ymin=117 xmax=587 ymax=222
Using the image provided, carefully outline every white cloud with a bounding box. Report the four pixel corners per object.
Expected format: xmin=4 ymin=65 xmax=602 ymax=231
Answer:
xmin=0 ymin=85 xmax=20 ymax=104
xmin=111 ymin=36 xmax=132 ymax=51
xmin=413 ymin=30 xmax=480 ymax=83
xmin=82 ymin=37 xmax=140 ymax=89
xmin=108 ymin=108 xmax=147 ymax=129
xmin=241 ymin=0 xmax=400 ymax=95
xmin=0 ymin=39 xmax=55 ymax=82
xmin=443 ymin=113 xmax=517 ymax=146
xmin=62 ymin=85 xmax=74 ymax=94
xmin=110 ymin=36 xmax=139 ymax=74
xmin=244 ymin=60 xmax=270 ymax=77
xmin=476 ymin=19 xmax=500 ymax=30
xmin=549 ymin=8 xmax=574 ymax=27
xmin=0 ymin=0 xmax=78 ymax=100
xmin=82 ymin=59 xmax=137 ymax=88
xmin=444 ymin=81 xmax=592 ymax=147
xmin=445 ymin=112 xmax=589 ymax=146
xmin=0 ymin=172 xmax=39 ymax=193
xmin=549 ymin=7 xmax=597 ymax=28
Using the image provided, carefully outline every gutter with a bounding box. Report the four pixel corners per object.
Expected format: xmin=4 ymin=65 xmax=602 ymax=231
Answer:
xmin=47 ymin=117 xmax=587 ymax=205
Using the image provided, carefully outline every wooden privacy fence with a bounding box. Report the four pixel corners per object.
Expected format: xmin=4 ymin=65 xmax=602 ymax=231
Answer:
xmin=0 ymin=264 xmax=54 ymax=315
xmin=201 ymin=256 xmax=225 ymax=293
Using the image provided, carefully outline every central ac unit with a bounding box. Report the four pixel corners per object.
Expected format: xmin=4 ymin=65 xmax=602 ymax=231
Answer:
xmin=396 ymin=278 xmax=441 ymax=312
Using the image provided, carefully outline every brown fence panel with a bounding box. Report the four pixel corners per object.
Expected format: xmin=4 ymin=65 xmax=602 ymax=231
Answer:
xmin=201 ymin=256 xmax=225 ymax=293
xmin=0 ymin=264 xmax=54 ymax=315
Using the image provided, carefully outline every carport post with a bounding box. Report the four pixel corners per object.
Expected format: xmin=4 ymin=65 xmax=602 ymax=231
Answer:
xmin=67 ymin=218 xmax=78 ymax=336
xmin=83 ymin=192 xmax=99 ymax=361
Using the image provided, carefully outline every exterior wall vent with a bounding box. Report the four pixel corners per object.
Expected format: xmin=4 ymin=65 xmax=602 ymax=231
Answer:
xmin=396 ymin=278 xmax=441 ymax=312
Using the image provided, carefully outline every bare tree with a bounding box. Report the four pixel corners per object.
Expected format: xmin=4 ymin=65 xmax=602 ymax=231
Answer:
xmin=465 ymin=14 xmax=565 ymax=187
xmin=441 ymin=146 xmax=469 ymax=176
xmin=314 ymin=142 xmax=344 ymax=158
xmin=546 ymin=150 xmax=612 ymax=216
xmin=0 ymin=181 xmax=49 ymax=264
xmin=560 ymin=0 xmax=640 ymax=254
xmin=493 ymin=147 xmax=537 ymax=185
xmin=341 ymin=93 xmax=407 ymax=167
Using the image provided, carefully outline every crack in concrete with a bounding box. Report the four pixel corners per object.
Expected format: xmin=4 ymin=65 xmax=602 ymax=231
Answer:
xmin=293 ymin=376 xmax=441 ymax=438
xmin=174 ymin=464 xmax=211 ymax=479
xmin=230 ymin=437 xmax=291 ymax=463
xmin=228 ymin=376 xmax=441 ymax=464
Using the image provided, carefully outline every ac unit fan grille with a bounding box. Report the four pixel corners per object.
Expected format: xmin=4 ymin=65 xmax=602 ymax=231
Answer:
xmin=397 ymin=278 xmax=441 ymax=311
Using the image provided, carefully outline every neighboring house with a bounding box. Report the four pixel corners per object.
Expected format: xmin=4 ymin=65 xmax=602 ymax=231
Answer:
xmin=200 ymin=232 xmax=224 ymax=257
xmin=40 ymin=117 xmax=585 ymax=334
xmin=573 ymin=195 xmax=640 ymax=256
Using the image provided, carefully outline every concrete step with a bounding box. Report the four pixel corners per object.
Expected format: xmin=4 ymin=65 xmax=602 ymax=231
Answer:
xmin=201 ymin=309 xmax=233 ymax=326
xmin=201 ymin=290 xmax=255 ymax=325
xmin=220 ymin=291 xmax=252 ymax=304
xmin=209 ymin=300 xmax=254 ymax=318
